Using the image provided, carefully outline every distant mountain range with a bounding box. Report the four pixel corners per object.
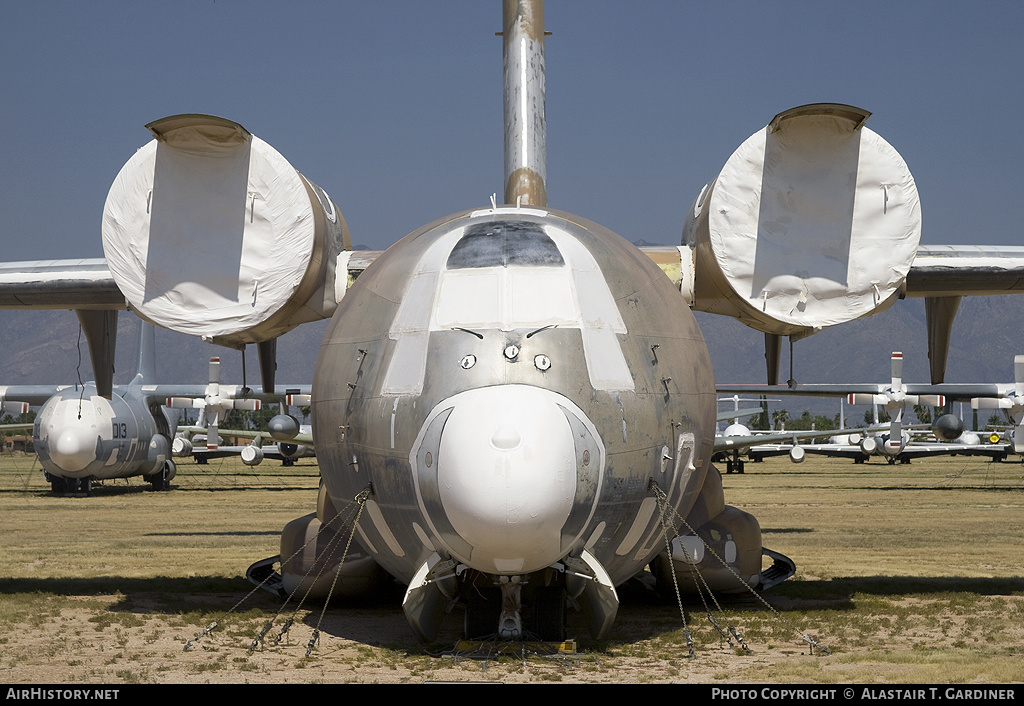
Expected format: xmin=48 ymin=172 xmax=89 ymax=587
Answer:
xmin=0 ymin=293 xmax=1019 ymax=426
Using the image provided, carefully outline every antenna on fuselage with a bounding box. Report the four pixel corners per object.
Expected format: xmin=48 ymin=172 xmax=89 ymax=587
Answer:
xmin=502 ymin=0 xmax=547 ymax=207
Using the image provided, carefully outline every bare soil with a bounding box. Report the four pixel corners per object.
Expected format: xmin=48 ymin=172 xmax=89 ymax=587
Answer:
xmin=2 ymin=454 xmax=1022 ymax=685
xmin=3 ymin=575 xmax=1023 ymax=684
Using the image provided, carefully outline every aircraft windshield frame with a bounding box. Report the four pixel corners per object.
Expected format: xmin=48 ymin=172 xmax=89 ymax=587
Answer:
xmin=381 ymin=213 xmax=634 ymax=395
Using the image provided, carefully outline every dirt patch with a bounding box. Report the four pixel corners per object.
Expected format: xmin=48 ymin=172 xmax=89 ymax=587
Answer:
xmin=4 ymin=582 xmax=1023 ymax=684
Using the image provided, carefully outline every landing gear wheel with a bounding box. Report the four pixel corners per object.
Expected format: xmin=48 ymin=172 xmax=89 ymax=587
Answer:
xmin=464 ymin=587 xmax=502 ymax=640
xmin=47 ymin=474 xmax=70 ymax=494
xmin=529 ymin=586 xmax=566 ymax=642
xmin=146 ymin=460 xmax=175 ymax=491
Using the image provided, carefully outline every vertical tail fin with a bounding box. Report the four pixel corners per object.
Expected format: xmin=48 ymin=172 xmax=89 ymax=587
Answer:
xmin=502 ymin=0 xmax=547 ymax=207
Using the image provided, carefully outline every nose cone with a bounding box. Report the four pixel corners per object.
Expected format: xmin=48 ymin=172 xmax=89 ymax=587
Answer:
xmin=414 ymin=385 xmax=603 ymax=575
xmin=50 ymin=427 xmax=98 ymax=472
xmin=489 ymin=422 xmax=522 ymax=451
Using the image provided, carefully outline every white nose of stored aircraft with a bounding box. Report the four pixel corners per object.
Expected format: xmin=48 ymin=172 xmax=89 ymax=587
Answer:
xmin=413 ymin=385 xmax=603 ymax=575
xmin=50 ymin=426 xmax=97 ymax=472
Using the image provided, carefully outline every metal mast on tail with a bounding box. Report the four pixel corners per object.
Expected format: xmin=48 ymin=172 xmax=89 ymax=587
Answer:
xmin=502 ymin=0 xmax=547 ymax=207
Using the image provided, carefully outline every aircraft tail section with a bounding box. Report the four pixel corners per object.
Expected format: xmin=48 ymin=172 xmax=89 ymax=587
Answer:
xmin=503 ymin=0 xmax=547 ymax=207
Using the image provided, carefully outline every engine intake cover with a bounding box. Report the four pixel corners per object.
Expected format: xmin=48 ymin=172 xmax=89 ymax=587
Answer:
xmin=102 ymin=114 xmax=349 ymax=347
xmin=684 ymin=104 xmax=920 ymax=338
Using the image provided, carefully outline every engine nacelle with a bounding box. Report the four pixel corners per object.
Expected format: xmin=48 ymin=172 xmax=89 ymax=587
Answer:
xmin=682 ymin=104 xmax=921 ymax=339
xmin=880 ymin=433 xmax=909 ymax=456
xmin=788 ymin=445 xmax=805 ymax=463
xmin=102 ymin=114 xmax=351 ymax=348
xmin=278 ymin=442 xmax=313 ymax=461
xmin=932 ymin=413 xmax=966 ymax=442
xmin=240 ymin=445 xmax=265 ymax=467
xmin=859 ymin=436 xmax=878 ymax=455
xmin=171 ymin=436 xmax=193 ymax=457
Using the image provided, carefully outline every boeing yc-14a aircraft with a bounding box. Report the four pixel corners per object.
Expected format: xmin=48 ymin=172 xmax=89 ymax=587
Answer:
xmin=2 ymin=0 xmax=1024 ymax=642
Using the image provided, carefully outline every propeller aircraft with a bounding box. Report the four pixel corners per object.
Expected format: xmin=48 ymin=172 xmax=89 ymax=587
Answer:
xmin=0 ymin=322 xmax=287 ymax=494
xmin=718 ymin=351 xmax=1024 ymax=464
xmin=174 ymin=395 xmax=316 ymax=467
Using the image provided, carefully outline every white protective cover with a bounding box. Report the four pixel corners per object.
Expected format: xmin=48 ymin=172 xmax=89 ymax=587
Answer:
xmin=102 ymin=117 xmax=336 ymax=342
xmin=687 ymin=105 xmax=921 ymax=335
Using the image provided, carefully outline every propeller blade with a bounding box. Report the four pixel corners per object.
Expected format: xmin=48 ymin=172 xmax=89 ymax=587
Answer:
xmin=890 ymin=351 xmax=903 ymax=389
xmin=166 ymin=397 xmax=203 ymax=409
xmin=287 ymin=394 xmax=312 ymax=406
xmin=887 ymin=410 xmax=903 ymax=451
xmin=207 ymin=357 xmax=220 ymax=398
xmin=206 ymin=409 xmax=221 ymax=450
xmin=1015 ymin=420 xmax=1024 ymax=454
xmin=231 ymin=399 xmax=262 ymax=412
xmin=1015 ymin=355 xmax=1024 ymax=399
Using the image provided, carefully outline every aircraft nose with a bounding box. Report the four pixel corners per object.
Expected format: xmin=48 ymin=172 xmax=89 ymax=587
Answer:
xmin=414 ymin=385 xmax=603 ymax=575
xmin=50 ymin=427 xmax=98 ymax=472
xmin=489 ymin=422 xmax=522 ymax=451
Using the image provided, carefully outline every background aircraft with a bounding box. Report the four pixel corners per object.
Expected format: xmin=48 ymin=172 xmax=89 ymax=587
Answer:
xmin=718 ymin=351 xmax=1024 ymax=463
xmin=1 ymin=323 xmax=200 ymax=493
xmin=1 ymin=322 xmax=310 ymax=494
xmin=3 ymin=1 xmax=1024 ymax=644
xmin=748 ymin=426 xmax=998 ymax=466
xmin=178 ymin=430 xmax=315 ymax=467
xmin=174 ymin=398 xmax=316 ymax=467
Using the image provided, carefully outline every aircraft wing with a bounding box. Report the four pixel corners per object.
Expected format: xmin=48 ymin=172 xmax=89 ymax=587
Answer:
xmin=188 ymin=427 xmax=314 ymax=447
xmin=0 ymin=382 xmax=310 ymax=408
xmin=0 ymin=385 xmax=72 ymax=407
xmin=896 ymin=442 xmax=1001 ymax=459
xmin=904 ymin=245 xmax=1024 ymax=297
xmin=641 ymin=243 xmax=1024 ymax=303
xmin=713 ymin=425 xmax=880 ymax=454
xmin=189 ymin=444 xmax=303 ymax=461
xmin=148 ymin=384 xmax=312 ymax=403
xmin=0 ymin=259 xmax=125 ymax=310
xmin=716 ymin=406 xmax=763 ymax=422
xmin=715 ymin=382 xmax=1006 ymax=403
xmin=750 ymin=441 xmax=869 ymax=461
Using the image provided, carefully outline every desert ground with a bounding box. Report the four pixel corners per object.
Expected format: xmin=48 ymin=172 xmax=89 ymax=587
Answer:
xmin=1 ymin=451 xmax=1022 ymax=685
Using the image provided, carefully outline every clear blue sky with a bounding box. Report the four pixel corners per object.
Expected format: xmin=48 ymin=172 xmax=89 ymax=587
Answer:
xmin=2 ymin=0 xmax=1022 ymax=262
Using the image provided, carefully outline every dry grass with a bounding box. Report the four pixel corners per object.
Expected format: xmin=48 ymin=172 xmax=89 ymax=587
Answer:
xmin=1 ymin=450 xmax=1022 ymax=684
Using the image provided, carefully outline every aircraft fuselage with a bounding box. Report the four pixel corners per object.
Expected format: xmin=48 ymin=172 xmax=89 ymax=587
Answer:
xmin=34 ymin=383 xmax=174 ymax=490
xmin=312 ymin=206 xmax=716 ymax=622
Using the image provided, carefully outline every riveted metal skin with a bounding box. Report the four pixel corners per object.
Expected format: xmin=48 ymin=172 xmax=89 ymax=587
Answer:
xmin=311 ymin=206 xmax=716 ymax=598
